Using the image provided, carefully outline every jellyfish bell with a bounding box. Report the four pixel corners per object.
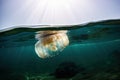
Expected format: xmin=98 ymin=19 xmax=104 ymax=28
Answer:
xmin=35 ymin=30 xmax=69 ymax=59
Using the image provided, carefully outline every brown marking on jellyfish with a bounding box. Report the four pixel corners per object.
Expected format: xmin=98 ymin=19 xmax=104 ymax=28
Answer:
xmin=36 ymin=30 xmax=67 ymax=38
xmin=42 ymin=34 xmax=58 ymax=46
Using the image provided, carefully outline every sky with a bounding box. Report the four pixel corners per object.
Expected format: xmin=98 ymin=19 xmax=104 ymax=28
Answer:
xmin=0 ymin=0 xmax=120 ymax=29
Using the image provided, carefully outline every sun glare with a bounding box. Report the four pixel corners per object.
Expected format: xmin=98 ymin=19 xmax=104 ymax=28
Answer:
xmin=2 ymin=0 xmax=92 ymax=26
xmin=48 ymin=0 xmax=69 ymax=5
xmin=36 ymin=0 xmax=77 ymax=24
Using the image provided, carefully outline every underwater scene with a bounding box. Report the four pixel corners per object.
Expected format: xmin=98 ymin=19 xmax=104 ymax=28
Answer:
xmin=0 ymin=19 xmax=120 ymax=80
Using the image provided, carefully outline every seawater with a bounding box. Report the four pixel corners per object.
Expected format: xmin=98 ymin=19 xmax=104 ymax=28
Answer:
xmin=0 ymin=19 xmax=120 ymax=80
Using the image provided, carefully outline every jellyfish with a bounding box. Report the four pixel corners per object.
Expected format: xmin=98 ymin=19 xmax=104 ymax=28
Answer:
xmin=35 ymin=30 xmax=69 ymax=58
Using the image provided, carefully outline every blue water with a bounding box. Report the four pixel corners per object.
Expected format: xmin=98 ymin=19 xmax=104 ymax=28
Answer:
xmin=0 ymin=19 xmax=120 ymax=79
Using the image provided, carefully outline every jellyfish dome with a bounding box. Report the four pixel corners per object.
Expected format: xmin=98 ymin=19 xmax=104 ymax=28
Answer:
xmin=35 ymin=30 xmax=69 ymax=58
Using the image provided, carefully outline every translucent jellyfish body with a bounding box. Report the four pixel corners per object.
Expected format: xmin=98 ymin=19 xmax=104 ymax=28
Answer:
xmin=35 ymin=30 xmax=69 ymax=58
